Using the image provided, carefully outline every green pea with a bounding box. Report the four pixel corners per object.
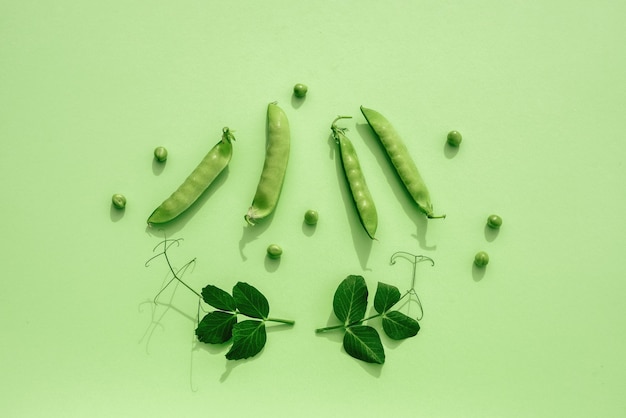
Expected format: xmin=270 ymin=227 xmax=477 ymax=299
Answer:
xmin=304 ymin=209 xmax=319 ymax=225
xmin=112 ymin=194 xmax=126 ymax=209
xmin=487 ymin=214 xmax=502 ymax=229
xmin=474 ymin=251 xmax=489 ymax=267
xmin=154 ymin=146 xmax=168 ymax=162
xmin=360 ymin=106 xmax=445 ymax=219
xmin=266 ymin=244 xmax=283 ymax=259
xmin=293 ymin=83 xmax=308 ymax=98
xmin=331 ymin=116 xmax=378 ymax=239
xmin=446 ymin=131 xmax=462 ymax=147
xmin=147 ymin=127 xmax=235 ymax=225
xmin=245 ymin=102 xmax=290 ymax=225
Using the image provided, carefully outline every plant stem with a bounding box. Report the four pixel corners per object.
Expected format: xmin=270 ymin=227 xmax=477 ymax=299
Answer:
xmin=315 ymin=313 xmax=384 ymax=333
xmin=267 ymin=318 xmax=295 ymax=325
xmin=315 ymin=323 xmax=345 ymax=333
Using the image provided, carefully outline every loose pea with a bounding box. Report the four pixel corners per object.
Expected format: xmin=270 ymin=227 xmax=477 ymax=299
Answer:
xmin=147 ymin=127 xmax=235 ymax=225
xmin=331 ymin=116 xmax=378 ymax=239
xmin=245 ymin=102 xmax=290 ymax=225
xmin=266 ymin=244 xmax=283 ymax=259
xmin=304 ymin=209 xmax=319 ymax=225
xmin=112 ymin=194 xmax=126 ymax=209
xmin=487 ymin=214 xmax=502 ymax=229
xmin=446 ymin=131 xmax=462 ymax=147
xmin=154 ymin=146 xmax=168 ymax=162
xmin=360 ymin=106 xmax=444 ymax=219
xmin=293 ymin=83 xmax=308 ymax=98
xmin=474 ymin=251 xmax=489 ymax=267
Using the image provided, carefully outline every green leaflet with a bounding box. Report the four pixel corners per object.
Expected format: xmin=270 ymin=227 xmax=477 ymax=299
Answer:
xmin=333 ymin=275 xmax=368 ymax=325
xmin=226 ymin=320 xmax=267 ymax=360
xmin=373 ymin=282 xmax=401 ymax=313
xmin=382 ymin=311 xmax=420 ymax=340
xmin=343 ymin=325 xmax=385 ymax=364
xmin=233 ymin=282 xmax=270 ymax=320
xmin=201 ymin=284 xmax=237 ymax=312
xmin=195 ymin=311 xmax=237 ymax=344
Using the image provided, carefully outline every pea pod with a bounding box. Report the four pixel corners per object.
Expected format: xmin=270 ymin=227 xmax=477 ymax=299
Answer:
xmin=147 ymin=127 xmax=235 ymax=225
xmin=245 ymin=102 xmax=290 ymax=225
xmin=360 ymin=106 xmax=445 ymax=219
xmin=331 ymin=116 xmax=378 ymax=239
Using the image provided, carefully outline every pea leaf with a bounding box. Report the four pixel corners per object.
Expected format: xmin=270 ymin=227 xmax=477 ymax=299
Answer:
xmin=201 ymin=284 xmax=236 ymax=312
xmin=343 ymin=325 xmax=385 ymax=364
xmin=382 ymin=311 xmax=420 ymax=340
xmin=232 ymin=282 xmax=269 ymax=319
xmin=333 ymin=275 xmax=368 ymax=326
xmin=225 ymin=320 xmax=267 ymax=360
xmin=373 ymin=282 xmax=401 ymax=313
xmin=195 ymin=311 xmax=238 ymax=344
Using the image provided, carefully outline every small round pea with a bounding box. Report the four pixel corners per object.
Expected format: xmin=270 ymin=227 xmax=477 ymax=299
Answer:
xmin=293 ymin=83 xmax=308 ymax=98
xmin=487 ymin=214 xmax=502 ymax=229
xmin=474 ymin=251 xmax=489 ymax=267
xmin=112 ymin=194 xmax=127 ymax=209
xmin=266 ymin=244 xmax=283 ymax=259
xmin=446 ymin=130 xmax=462 ymax=147
xmin=154 ymin=146 xmax=168 ymax=162
xmin=304 ymin=209 xmax=319 ymax=225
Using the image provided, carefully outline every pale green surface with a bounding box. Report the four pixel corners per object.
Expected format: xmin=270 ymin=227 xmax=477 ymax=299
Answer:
xmin=1 ymin=0 xmax=625 ymax=417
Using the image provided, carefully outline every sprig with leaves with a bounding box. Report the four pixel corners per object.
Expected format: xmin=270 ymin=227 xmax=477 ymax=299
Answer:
xmin=315 ymin=253 xmax=434 ymax=364
xmin=196 ymin=282 xmax=295 ymax=360
xmin=146 ymin=237 xmax=294 ymax=361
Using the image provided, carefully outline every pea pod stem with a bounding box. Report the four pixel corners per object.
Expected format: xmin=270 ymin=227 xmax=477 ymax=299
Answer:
xmin=331 ymin=116 xmax=378 ymax=240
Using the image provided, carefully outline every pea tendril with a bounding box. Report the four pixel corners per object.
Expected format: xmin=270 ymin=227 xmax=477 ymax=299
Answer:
xmin=390 ymin=251 xmax=434 ymax=320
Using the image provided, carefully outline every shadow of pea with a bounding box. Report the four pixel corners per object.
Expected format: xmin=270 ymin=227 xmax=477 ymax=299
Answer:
xmin=290 ymin=94 xmax=305 ymax=109
xmin=152 ymin=157 xmax=166 ymax=175
xmin=264 ymin=254 xmax=281 ymax=272
xmin=472 ymin=263 xmax=487 ymax=282
xmin=302 ymin=220 xmax=316 ymax=237
xmin=443 ymin=142 xmax=460 ymax=159
xmin=110 ymin=203 xmax=125 ymax=222
xmin=484 ymin=224 xmax=500 ymax=242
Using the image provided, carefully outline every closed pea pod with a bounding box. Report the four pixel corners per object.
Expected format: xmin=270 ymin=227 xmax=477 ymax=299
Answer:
xmin=331 ymin=116 xmax=378 ymax=239
xmin=147 ymin=127 xmax=235 ymax=225
xmin=245 ymin=102 xmax=290 ymax=225
xmin=360 ymin=106 xmax=445 ymax=219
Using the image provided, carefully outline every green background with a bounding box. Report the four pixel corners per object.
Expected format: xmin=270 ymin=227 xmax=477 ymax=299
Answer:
xmin=1 ymin=1 xmax=625 ymax=416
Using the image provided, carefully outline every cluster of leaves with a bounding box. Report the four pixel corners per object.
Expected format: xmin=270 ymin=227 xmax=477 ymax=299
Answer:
xmin=195 ymin=282 xmax=294 ymax=360
xmin=317 ymin=275 xmax=420 ymax=364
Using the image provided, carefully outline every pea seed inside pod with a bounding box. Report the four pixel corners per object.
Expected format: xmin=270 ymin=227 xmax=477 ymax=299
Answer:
xmin=266 ymin=244 xmax=283 ymax=259
xmin=474 ymin=251 xmax=489 ymax=267
xmin=112 ymin=194 xmax=126 ymax=209
xmin=154 ymin=146 xmax=168 ymax=162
